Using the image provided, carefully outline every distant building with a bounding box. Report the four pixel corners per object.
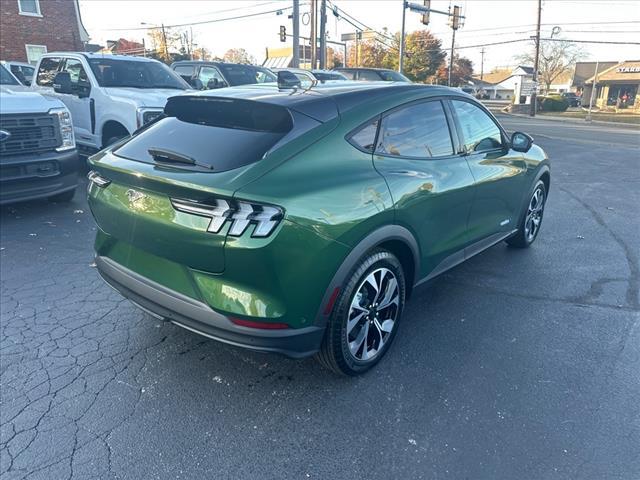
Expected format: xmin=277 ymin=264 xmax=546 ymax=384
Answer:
xmin=0 ymin=0 xmax=89 ymax=64
xmin=571 ymin=61 xmax=618 ymax=96
xmin=263 ymin=46 xmax=315 ymax=69
xmin=471 ymin=65 xmax=533 ymax=101
xmin=584 ymin=60 xmax=640 ymax=112
xmin=100 ymin=38 xmax=146 ymax=56
xmin=547 ymin=70 xmax=573 ymax=94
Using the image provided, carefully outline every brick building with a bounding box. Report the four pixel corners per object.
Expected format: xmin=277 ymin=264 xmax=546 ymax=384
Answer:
xmin=0 ymin=0 xmax=89 ymax=64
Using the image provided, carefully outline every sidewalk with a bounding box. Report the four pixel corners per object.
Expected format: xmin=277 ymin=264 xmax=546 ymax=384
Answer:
xmin=498 ymin=110 xmax=640 ymax=129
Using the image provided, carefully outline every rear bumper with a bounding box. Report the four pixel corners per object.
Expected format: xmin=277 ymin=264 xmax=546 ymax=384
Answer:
xmin=95 ymin=255 xmax=325 ymax=359
xmin=0 ymin=149 xmax=79 ymax=205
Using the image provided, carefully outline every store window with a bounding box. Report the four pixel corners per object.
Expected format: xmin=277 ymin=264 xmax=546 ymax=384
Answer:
xmin=25 ymin=45 xmax=47 ymax=65
xmin=18 ymin=0 xmax=41 ymax=16
xmin=606 ymin=84 xmax=637 ymax=107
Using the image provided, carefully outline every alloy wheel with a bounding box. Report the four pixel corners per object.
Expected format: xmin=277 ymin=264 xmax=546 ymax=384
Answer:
xmin=346 ymin=267 xmax=400 ymax=361
xmin=524 ymin=185 xmax=545 ymax=242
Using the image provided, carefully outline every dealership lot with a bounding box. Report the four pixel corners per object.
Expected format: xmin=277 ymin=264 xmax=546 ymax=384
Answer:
xmin=1 ymin=116 xmax=638 ymax=479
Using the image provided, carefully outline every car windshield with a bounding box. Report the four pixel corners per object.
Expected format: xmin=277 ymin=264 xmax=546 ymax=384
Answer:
xmin=0 ymin=65 xmax=20 ymax=85
xmin=216 ymin=64 xmax=276 ymax=86
xmin=88 ymin=58 xmax=188 ymax=89
xmin=378 ymin=70 xmax=411 ymax=82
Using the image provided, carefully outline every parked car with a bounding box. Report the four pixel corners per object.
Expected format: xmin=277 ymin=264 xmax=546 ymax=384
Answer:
xmin=272 ymin=68 xmax=348 ymax=86
xmin=561 ymin=92 xmax=581 ymax=107
xmin=334 ymin=67 xmax=411 ymax=82
xmin=31 ymin=53 xmax=190 ymax=156
xmin=87 ymin=82 xmax=549 ymax=375
xmin=1 ymin=63 xmax=78 ymax=204
xmin=2 ymin=60 xmax=35 ymax=86
xmin=171 ymin=61 xmax=276 ymax=90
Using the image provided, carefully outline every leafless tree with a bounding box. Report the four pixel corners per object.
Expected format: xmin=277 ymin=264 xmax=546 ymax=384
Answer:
xmin=516 ymin=39 xmax=584 ymax=93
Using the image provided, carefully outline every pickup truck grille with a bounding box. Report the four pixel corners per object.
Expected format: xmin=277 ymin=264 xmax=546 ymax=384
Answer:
xmin=0 ymin=114 xmax=61 ymax=156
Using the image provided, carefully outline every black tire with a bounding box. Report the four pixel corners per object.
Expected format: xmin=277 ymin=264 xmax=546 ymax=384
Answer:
xmin=506 ymin=180 xmax=546 ymax=248
xmin=317 ymin=249 xmax=406 ymax=376
xmin=104 ymin=136 xmax=125 ymax=148
xmin=47 ymin=188 xmax=75 ymax=203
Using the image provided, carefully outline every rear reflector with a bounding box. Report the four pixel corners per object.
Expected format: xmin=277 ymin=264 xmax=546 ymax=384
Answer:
xmin=230 ymin=317 xmax=289 ymax=330
xmin=323 ymin=287 xmax=341 ymax=315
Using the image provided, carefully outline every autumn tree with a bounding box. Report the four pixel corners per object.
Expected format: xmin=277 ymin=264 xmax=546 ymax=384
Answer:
xmin=347 ymin=39 xmax=391 ymax=69
xmin=223 ymin=48 xmax=256 ymax=64
xmin=515 ymin=39 xmax=584 ymax=93
xmin=436 ymin=55 xmax=474 ymax=86
xmin=326 ymin=47 xmax=344 ymax=69
xmin=146 ymin=27 xmax=182 ymax=63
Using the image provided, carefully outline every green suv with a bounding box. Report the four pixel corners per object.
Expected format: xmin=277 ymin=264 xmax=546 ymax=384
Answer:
xmin=88 ymin=83 xmax=549 ymax=375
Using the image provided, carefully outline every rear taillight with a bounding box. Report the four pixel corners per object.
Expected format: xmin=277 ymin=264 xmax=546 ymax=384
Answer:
xmin=171 ymin=197 xmax=283 ymax=238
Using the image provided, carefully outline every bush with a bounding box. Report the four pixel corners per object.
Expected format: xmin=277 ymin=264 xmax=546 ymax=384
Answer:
xmin=538 ymin=95 xmax=569 ymax=112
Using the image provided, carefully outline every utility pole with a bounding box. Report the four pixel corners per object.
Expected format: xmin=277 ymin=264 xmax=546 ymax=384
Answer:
xmin=399 ymin=1 xmax=407 ymax=73
xmin=448 ymin=5 xmax=460 ymax=87
xmin=586 ymin=60 xmax=599 ymax=122
xmin=292 ymin=0 xmax=300 ymax=67
xmin=480 ymin=47 xmax=485 ymax=80
xmin=530 ymin=0 xmax=542 ymax=117
xmin=319 ymin=0 xmax=327 ymax=69
xmin=310 ymin=0 xmax=316 ymax=69
xmin=160 ymin=23 xmax=168 ymax=60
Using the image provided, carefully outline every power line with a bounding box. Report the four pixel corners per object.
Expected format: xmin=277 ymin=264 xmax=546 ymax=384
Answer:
xmin=103 ymin=6 xmax=296 ymax=31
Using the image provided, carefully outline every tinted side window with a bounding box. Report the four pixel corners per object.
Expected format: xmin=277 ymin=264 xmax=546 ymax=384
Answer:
xmin=451 ymin=100 xmax=503 ymax=152
xmin=174 ymin=65 xmax=194 ymax=77
xmin=36 ymin=57 xmax=62 ymax=86
xmin=339 ymin=69 xmax=356 ymax=80
xmin=358 ymin=70 xmax=382 ymax=81
xmin=198 ymin=66 xmax=226 ymax=88
xmin=376 ymin=101 xmax=454 ymax=158
xmin=349 ymin=120 xmax=378 ymax=152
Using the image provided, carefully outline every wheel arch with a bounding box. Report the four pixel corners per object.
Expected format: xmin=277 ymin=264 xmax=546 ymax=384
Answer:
xmin=101 ymin=120 xmax=130 ymax=148
xmin=316 ymin=225 xmax=420 ymax=323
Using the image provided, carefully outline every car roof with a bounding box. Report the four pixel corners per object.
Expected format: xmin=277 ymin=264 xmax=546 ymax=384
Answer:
xmin=171 ymin=61 xmax=266 ymax=68
xmin=334 ymin=67 xmax=396 ymax=72
xmin=188 ymin=82 xmax=458 ymax=122
xmin=43 ymin=52 xmax=161 ymax=63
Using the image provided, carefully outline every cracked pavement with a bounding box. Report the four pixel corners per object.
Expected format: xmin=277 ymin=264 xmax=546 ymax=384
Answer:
xmin=1 ymin=116 xmax=639 ymax=479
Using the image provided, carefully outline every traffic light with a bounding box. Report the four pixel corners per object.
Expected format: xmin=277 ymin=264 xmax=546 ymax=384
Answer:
xmin=279 ymin=25 xmax=286 ymax=42
xmin=452 ymin=5 xmax=460 ymax=30
xmin=421 ymin=0 xmax=431 ymax=25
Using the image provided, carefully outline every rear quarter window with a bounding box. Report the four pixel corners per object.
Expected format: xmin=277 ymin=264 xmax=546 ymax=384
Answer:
xmin=348 ymin=120 xmax=379 ymax=153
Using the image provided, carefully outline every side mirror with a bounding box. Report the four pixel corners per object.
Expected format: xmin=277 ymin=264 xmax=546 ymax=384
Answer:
xmin=277 ymin=70 xmax=301 ymax=89
xmin=511 ymin=131 xmax=533 ymax=152
xmin=53 ymin=72 xmax=73 ymax=94
xmin=191 ymin=78 xmax=204 ymax=90
xmin=77 ymin=81 xmax=91 ymax=98
xmin=207 ymin=78 xmax=224 ymax=89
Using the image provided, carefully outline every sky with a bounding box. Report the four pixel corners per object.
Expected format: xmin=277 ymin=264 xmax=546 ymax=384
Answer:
xmin=78 ymin=0 xmax=640 ymax=73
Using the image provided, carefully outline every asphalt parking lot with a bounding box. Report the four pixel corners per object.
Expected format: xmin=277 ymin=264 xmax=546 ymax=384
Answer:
xmin=1 ymin=115 xmax=638 ymax=480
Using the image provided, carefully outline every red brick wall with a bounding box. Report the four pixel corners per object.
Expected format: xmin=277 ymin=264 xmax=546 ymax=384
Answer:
xmin=0 ymin=0 xmax=84 ymax=62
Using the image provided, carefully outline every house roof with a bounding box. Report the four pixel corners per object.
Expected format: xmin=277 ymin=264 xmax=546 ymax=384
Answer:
xmin=473 ymin=68 xmax=512 ymax=85
xmin=514 ymin=65 xmax=534 ymax=74
xmin=550 ymin=69 xmax=573 ymax=86
xmin=573 ymin=61 xmax=618 ymax=86
xmin=585 ymin=60 xmax=640 ymax=83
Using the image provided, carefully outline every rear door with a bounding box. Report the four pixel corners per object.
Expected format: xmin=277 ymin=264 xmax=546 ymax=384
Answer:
xmin=372 ymin=98 xmax=476 ymax=280
xmin=448 ymin=98 xmax=528 ymax=242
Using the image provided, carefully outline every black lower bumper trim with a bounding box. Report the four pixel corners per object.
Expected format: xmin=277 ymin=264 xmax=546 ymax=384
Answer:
xmin=95 ymin=256 xmax=324 ymax=359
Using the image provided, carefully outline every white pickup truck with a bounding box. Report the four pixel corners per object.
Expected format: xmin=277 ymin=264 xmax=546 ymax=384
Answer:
xmin=0 ymin=63 xmax=78 ymax=204
xmin=31 ymin=53 xmax=190 ymax=155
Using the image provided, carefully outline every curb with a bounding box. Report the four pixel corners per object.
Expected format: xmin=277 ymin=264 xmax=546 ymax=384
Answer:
xmin=497 ymin=110 xmax=640 ymax=129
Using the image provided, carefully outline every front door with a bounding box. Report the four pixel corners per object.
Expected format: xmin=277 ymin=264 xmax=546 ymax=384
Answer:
xmin=372 ymin=99 xmax=476 ymax=280
xmin=448 ymin=99 xmax=528 ymax=242
xmin=57 ymin=58 xmax=94 ymax=144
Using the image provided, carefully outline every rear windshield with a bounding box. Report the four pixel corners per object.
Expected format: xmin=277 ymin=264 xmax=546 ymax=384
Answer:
xmin=378 ymin=70 xmax=411 ymax=82
xmin=313 ymin=71 xmax=347 ymax=81
xmin=114 ymin=96 xmax=293 ymax=172
xmin=0 ymin=64 xmax=19 ymax=85
xmin=216 ymin=64 xmax=276 ymax=86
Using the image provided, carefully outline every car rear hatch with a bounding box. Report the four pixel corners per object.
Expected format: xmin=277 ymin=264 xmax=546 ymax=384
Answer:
xmin=88 ymin=95 xmax=305 ymax=274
